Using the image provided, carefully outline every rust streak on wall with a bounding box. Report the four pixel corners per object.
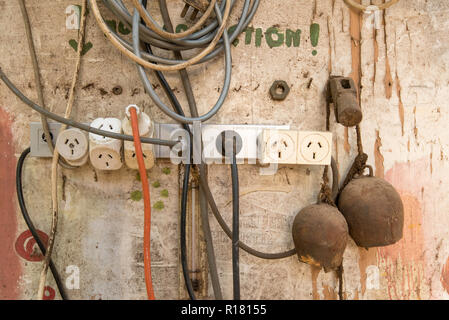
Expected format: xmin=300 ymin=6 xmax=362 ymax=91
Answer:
xmin=347 ymin=1 xmax=362 ymax=154
xmin=311 ymin=266 xmax=321 ymax=300
xmin=374 ymin=130 xmax=385 ymax=179
xmin=395 ymin=71 xmax=405 ymax=136
xmin=322 ymin=284 xmax=337 ymax=300
xmin=0 ymin=108 xmax=21 ymax=299
xmin=348 ymin=1 xmax=379 ymax=297
xmin=383 ymin=7 xmax=393 ymax=99
xmin=349 ymin=2 xmax=361 ymax=95
xmin=442 ymin=257 xmax=449 ymax=294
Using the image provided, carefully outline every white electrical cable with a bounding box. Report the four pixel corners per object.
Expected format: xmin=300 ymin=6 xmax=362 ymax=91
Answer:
xmin=36 ymin=0 xmax=88 ymax=300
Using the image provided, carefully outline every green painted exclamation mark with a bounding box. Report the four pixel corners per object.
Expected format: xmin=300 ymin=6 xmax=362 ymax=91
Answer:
xmin=310 ymin=23 xmax=320 ymax=56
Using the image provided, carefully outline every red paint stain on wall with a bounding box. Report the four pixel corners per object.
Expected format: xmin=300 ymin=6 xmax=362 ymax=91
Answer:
xmin=441 ymin=257 xmax=449 ymax=294
xmin=15 ymin=230 xmax=49 ymax=262
xmin=0 ymin=107 xmax=21 ymax=299
xmin=43 ymin=286 xmax=55 ymax=300
xmin=378 ymin=160 xmax=428 ymax=300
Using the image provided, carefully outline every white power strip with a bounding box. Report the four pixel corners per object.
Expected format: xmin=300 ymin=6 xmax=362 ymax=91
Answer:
xmin=31 ymin=122 xmax=332 ymax=166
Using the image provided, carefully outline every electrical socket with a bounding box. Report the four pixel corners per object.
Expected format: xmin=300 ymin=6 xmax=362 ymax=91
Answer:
xmin=259 ymin=129 xmax=332 ymax=166
xmin=30 ymin=122 xmax=61 ymax=157
xmin=122 ymin=105 xmax=155 ymax=170
xmin=259 ymin=129 xmax=298 ymax=164
xmin=89 ymin=118 xmax=123 ymax=170
xmin=297 ymin=132 xmax=332 ymax=165
xmin=55 ymin=128 xmax=89 ymax=166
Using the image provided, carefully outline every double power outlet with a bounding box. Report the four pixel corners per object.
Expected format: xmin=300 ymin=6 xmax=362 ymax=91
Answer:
xmin=259 ymin=129 xmax=332 ymax=165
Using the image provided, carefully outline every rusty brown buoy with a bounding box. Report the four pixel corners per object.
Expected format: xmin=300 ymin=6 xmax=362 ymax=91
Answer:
xmin=292 ymin=204 xmax=349 ymax=272
xmin=338 ymin=176 xmax=404 ymax=248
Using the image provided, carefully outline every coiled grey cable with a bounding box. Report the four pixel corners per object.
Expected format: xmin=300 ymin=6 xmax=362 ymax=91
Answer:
xmin=102 ymin=0 xmax=259 ymax=63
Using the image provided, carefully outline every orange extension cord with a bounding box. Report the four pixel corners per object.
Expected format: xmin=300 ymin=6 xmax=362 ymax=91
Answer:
xmin=129 ymin=107 xmax=155 ymax=300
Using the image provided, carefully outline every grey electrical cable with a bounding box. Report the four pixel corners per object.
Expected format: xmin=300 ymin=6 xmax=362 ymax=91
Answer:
xmin=132 ymin=2 xmax=232 ymax=124
xmin=105 ymin=0 xmax=229 ymax=46
xmin=156 ymin=0 xmax=223 ymax=299
xmin=18 ymin=0 xmax=76 ymax=170
xmin=198 ymin=179 xmax=223 ymax=299
xmin=18 ymin=0 xmax=53 ymax=155
xmin=158 ymin=0 xmax=197 ymax=117
xmin=0 ymin=68 xmax=177 ymax=147
xmin=103 ymin=0 xmax=259 ymax=65
xmin=198 ymin=164 xmax=297 ymax=260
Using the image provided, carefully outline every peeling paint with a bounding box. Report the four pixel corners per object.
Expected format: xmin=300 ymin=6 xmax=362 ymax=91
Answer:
xmin=379 ymin=161 xmax=429 ymax=300
xmin=0 ymin=107 xmax=21 ymax=299
xmin=395 ymin=74 xmax=405 ymax=136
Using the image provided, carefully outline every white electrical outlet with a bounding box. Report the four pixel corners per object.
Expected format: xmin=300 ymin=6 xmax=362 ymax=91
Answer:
xmin=122 ymin=105 xmax=155 ymax=170
xmin=89 ymin=118 xmax=123 ymax=170
xmin=297 ymin=131 xmax=332 ymax=165
xmin=259 ymin=129 xmax=298 ymax=164
xmin=259 ymin=129 xmax=332 ymax=166
xmin=55 ymin=128 xmax=89 ymax=166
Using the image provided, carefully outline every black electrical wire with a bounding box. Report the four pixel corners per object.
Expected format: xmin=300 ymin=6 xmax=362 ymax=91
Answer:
xmin=198 ymin=164 xmax=297 ymax=260
xmin=231 ymin=138 xmax=240 ymax=300
xmin=180 ymin=164 xmax=197 ymax=300
xmin=16 ymin=148 xmax=68 ymax=300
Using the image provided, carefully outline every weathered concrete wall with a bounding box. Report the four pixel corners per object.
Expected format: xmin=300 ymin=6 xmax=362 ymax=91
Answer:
xmin=0 ymin=0 xmax=448 ymax=300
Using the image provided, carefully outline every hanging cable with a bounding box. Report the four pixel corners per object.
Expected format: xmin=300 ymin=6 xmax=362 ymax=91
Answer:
xmin=198 ymin=164 xmax=296 ymax=260
xmin=230 ymin=137 xmax=240 ymax=300
xmin=155 ymin=0 xmax=223 ymax=299
xmin=37 ymin=0 xmax=88 ymax=300
xmin=16 ymin=148 xmax=68 ymax=300
xmin=17 ymin=0 xmax=75 ymax=170
xmin=180 ymin=164 xmax=197 ymax=300
xmin=129 ymin=106 xmax=155 ymax=300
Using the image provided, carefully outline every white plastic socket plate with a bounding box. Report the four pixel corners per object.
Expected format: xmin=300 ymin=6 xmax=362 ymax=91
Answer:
xmin=90 ymin=118 xmax=122 ymax=143
xmin=259 ymin=129 xmax=298 ymax=164
xmin=89 ymin=118 xmax=123 ymax=170
xmin=297 ymin=131 xmax=332 ymax=165
xmin=260 ymin=129 xmax=332 ymax=166
xmin=56 ymin=128 xmax=89 ymax=162
xmin=154 ymin=124 xmax=290 ymax=162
